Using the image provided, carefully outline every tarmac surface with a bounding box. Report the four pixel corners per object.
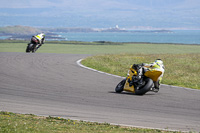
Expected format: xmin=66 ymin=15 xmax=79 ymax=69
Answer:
xmin=0 ymin=52 xmax=200 ymax=132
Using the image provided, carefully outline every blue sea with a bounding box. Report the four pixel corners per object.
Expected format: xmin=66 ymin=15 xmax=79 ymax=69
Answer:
xmin=57 ymin=30 xmax=200 ymax=44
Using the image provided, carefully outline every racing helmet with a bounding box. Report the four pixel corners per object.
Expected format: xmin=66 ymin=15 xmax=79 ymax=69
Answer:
xmin=155 ymin=59 xmax=163 ymax=66
xmin=41 ymin=33 xmax=45 ymax=38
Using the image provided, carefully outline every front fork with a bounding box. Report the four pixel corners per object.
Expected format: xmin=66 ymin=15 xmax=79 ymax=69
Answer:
xmin=128 ymin=75 xmax=145 ymax=90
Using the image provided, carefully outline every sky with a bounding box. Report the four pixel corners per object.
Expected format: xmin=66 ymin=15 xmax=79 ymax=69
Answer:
xmin=0 ymin=0 xmax=200 ymax=29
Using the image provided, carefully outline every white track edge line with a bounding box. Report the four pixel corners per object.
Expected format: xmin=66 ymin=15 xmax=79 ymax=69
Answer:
xmin=32 ymin=114 xmax=185 ymax=132
xmin=76 ymin=59 xmax=124 ymax=79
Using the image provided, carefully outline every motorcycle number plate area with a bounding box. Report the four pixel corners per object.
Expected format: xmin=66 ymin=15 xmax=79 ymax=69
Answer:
xmin=124 ymin=80 xmax=135 ymax=93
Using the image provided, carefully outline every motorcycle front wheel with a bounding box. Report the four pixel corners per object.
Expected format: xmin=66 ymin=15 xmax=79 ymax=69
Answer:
xmin=115 ymin=79 xmax=126 ymax=93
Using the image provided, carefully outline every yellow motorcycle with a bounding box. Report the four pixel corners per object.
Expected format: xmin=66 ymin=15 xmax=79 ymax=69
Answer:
xmin=115 ymin=64 xmax=162 ymax=95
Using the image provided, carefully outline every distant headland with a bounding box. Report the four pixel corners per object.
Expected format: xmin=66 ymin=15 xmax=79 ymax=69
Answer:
xmin=0 ymin=25 xmax=173 ymax=40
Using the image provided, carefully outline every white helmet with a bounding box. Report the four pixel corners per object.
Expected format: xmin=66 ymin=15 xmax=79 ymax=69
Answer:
xmin=155 ymin=59 xmax=163 ymax=66
xmin=40 ymin=33 xmax=45 ymax=38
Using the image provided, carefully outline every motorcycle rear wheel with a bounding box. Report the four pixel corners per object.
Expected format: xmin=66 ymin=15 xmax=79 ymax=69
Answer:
xmin=26 ymin=43 xmax=34 ymax=53
xmin=135 ymin=78 xmax=153 ymax=95
xmin=26 ymin=44 xmax=31 ymax=53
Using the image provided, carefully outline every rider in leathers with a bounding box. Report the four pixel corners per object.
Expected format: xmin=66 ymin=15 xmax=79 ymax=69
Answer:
xmin=143 ymin=59 xmax=165 ymax=92
xmin=31 ymin=33 xmax=45 ymax=50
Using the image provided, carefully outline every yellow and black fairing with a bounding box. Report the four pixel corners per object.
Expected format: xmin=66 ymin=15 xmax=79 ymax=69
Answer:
xmin=144 ymin=69 xmax=162 ymax=82
xmin=123 ymin=65 xmax=138 ymax=93
xmin=143 ymin=62 xmax=163 ymax=82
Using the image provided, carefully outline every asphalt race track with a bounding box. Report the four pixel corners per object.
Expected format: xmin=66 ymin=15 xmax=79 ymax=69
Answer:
xmin=0 ymin=52 xmax=200 ymax=132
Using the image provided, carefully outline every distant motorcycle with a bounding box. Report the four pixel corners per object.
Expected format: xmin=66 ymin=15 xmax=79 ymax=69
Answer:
xmin=115 ymin=64 xmax=163 ymax=95
xmin=26 ymin=36 xmax=41 ymax=53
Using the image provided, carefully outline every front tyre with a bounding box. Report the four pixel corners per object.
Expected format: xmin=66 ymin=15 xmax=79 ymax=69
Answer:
xmin=115 ymin=79 xmax=126 ymax=93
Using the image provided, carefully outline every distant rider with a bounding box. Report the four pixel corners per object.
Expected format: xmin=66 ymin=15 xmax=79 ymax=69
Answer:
xmin=143 ymin=59 xmax=165 ymax=92
xmin=31 ymin=33 xmax=45 ymax=49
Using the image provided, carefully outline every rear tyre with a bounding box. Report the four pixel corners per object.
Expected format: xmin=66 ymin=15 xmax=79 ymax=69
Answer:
xmin=115 ymin=79 xmax=126 ymax=93
xmin=26 ymin=45 xmax=30 ymax=53
xmin=26 ymin=43 xmax=33 ymax=53
xmin=135 ymin=78 xmax=153 ymax=95
xmin=32 ymin=48 xmax=36 ymax=53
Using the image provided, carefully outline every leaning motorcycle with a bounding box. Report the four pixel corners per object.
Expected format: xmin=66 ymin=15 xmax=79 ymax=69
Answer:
xmin=115 ymin=64 xmax=162 ymax=95
xmin=26 ymin=37 xmax=40 ymax=53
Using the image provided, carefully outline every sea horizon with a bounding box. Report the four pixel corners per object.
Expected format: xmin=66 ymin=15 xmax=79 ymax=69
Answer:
xmin=53 ymin=30 xmax=200 ymax=45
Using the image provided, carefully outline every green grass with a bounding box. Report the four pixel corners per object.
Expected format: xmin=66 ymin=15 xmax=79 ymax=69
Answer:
xmin=0 ymin=41 xmax=200 ymax=54
xmin=0 ymin=111 xmax=180 ymax=133
xmin=81 ymin=53 xmax=200 ymax=89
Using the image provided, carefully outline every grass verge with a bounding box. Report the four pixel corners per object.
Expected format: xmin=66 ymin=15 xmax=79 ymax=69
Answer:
xmin=1 ymin=41 xmax=200 ymax=54
xmin=0 ymin=111 xmax=180 ymax=133
xmin=82 ymin=53 xmax=200 ymax=89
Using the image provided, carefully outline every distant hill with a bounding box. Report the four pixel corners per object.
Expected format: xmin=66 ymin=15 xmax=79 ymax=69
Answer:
xmin=42 ymin=27 xmax=96 ymax=33
xmin=0 ymin=25 xmax=65 ymax=40
xmin=0 ymin=25 xmax=128 ymax=35
xmin=0 ymin=25 xmax=42 ymax=35
xmin=0 ymin=25 xmax=129 ymax=40
xmin=0 ymin=25 xmax=173 ymax=40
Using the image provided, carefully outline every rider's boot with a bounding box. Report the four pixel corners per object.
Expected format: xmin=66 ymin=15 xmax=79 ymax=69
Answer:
xmin=153 ymin=87 xmax=159 ymax=92
xmin=153 ymin=81 xmax=160 ymax=93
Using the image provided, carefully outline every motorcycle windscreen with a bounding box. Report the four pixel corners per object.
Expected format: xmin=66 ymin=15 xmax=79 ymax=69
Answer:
xmin=144 ymin=70 xmax=162 ymax=82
